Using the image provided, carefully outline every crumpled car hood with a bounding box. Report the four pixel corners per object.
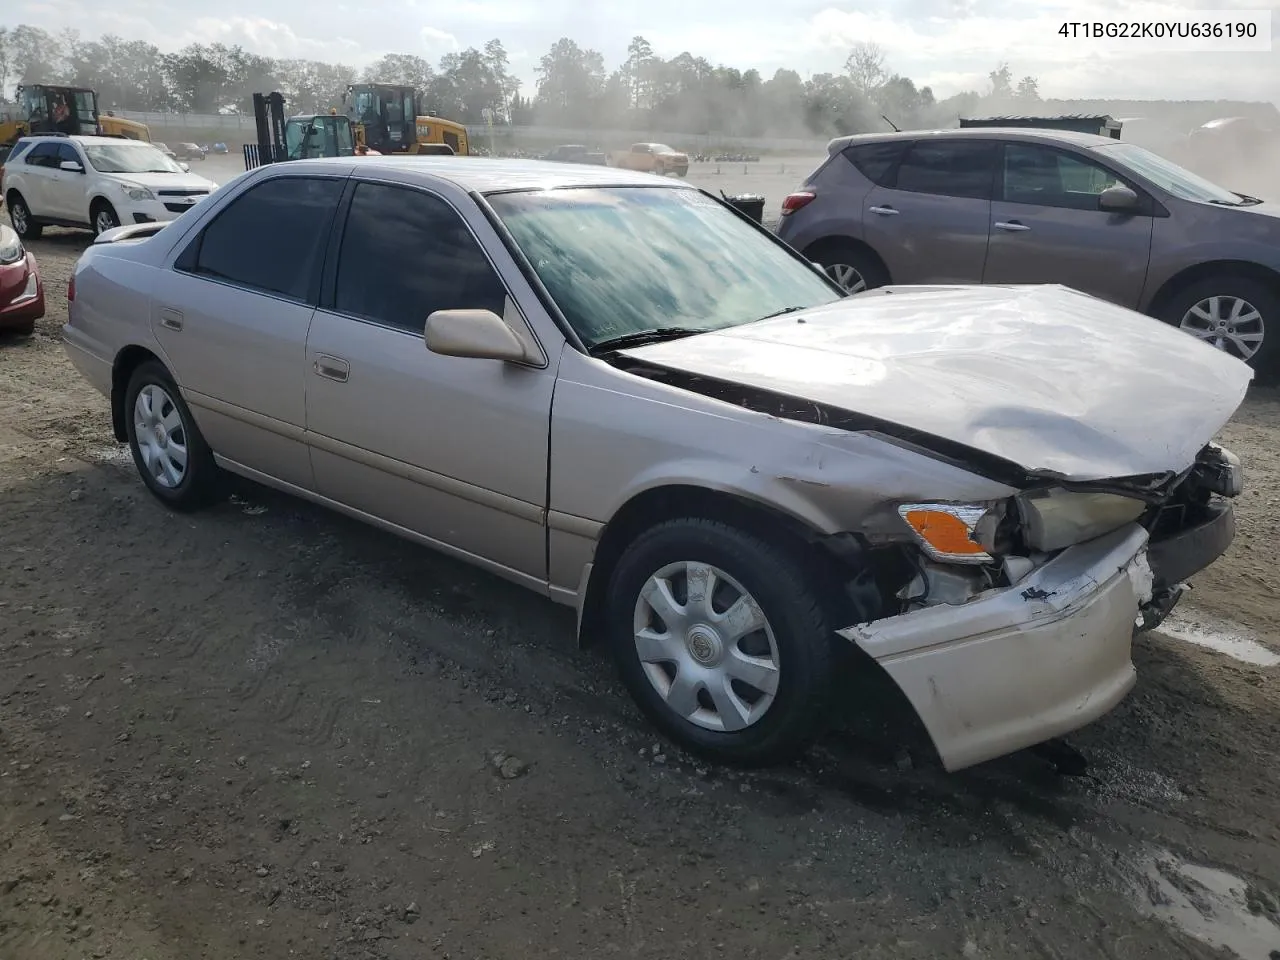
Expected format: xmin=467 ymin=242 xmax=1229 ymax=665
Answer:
xmin=620 ymin=284 xmax=1253 ymax=482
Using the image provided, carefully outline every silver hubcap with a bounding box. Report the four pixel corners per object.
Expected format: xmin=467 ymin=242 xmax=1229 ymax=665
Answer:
xmin=1180 ymin=295 xmax=1264 ymax=361
xmin=133 ymin=384 xmax=188 ymax=488
xmin=95 ymin=209 xmax=116 ymax=234
xmin=11 ymin=204 xmax=27 ymax=233
xmin=632 ymin=560 xmax=780 ymax=733
xmin=824 ymin=263 xmax=867 ymax=294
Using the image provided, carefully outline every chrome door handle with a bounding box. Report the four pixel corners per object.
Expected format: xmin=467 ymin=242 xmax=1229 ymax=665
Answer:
xmin=314 ymin=355 xmax=350 ymax=383
xmin=994 ymin=221 xmax=1031 ymax=231
xmin=158 ymin=308 xmax=183 ymax=331
xmin=869 ymin=205 xmax=899 ymax=216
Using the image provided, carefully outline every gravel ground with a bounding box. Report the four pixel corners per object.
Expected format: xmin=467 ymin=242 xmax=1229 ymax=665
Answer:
xmin=2 ymin=214 xmax=1280 ymax=960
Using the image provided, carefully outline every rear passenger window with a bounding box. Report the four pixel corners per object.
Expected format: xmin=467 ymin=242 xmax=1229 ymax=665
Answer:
xmin=332 ymin=181 xmax=506 ymax=332
xmin=894 ymin=141 xmax=996 ymax=200
xmin=842 ymin=141 xmax=908 ymax=186
xmin=179 ymin=176 xmax=344 ymax=302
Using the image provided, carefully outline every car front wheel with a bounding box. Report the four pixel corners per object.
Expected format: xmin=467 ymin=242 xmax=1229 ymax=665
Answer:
xmin=607 ymin=518 xmax=835 ymax=766
xmin=124 ymin=361 xmax=225 ymax=510
xmin=1159 ymin=275 xmax=1277 ymax=378
xmin=92 ymin=201 xmax=121 ymax=236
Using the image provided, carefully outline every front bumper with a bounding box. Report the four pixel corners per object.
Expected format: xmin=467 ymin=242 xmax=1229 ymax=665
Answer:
xmin=119 ymin=195 xmax=209 ymax=224
xmin=839 ymin=524 xmax=1151 ymax=772
xmin=1148 ymin=497 xmax=1234 ymax=586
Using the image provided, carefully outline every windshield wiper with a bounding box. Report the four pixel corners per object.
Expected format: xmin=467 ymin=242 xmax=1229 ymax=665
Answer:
xmin=589 ymin=326 xmax=706 ymax=355
xmin=756 ymin=305 xmax=807 ymax=321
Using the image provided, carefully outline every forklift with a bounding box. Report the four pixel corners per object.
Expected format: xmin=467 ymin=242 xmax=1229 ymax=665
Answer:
xmin=2 ymin=84 xmax=101 ymax=145
xmin=344 ymin=83 xmax=419 ymax=154
xmin=243 ymin=92 xmax=356 ymax=170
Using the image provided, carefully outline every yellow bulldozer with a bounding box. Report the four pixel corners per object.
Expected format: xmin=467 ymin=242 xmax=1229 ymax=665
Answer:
xmin=343 ymin=82 xmax=469 ymax=156
xmin=1 ymin=85 xmax=152 ymax=158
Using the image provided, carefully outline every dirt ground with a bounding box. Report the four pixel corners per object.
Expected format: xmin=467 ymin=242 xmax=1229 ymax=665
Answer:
xmin=2 ymin=233 xmax=1280 ymax=960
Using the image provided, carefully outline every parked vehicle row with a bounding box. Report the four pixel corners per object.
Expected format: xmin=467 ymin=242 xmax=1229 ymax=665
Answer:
xmin=58 ymin=156 xmax=1249 ymax=772
xmin=774 ymin=127 xmax=1279 ymax=376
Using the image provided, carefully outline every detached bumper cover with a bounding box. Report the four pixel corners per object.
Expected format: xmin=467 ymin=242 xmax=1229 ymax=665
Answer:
xmin=1147 ymin=498 xmax=1234 ymax=586
xmin=839 ymin=524 xmax=1150 ymax=772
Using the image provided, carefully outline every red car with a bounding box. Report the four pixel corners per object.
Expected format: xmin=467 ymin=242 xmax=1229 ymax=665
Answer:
xmin=0 ymin=223 xmax=45 ymax=335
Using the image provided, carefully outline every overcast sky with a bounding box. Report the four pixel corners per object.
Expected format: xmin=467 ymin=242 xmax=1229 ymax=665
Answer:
xmin=8 ymin=0 xmax=1279 ymax=102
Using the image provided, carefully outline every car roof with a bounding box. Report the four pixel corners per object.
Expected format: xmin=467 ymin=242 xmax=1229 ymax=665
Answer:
xmin=20 ymin=134 xmax=153 ymax=147
xmin=277 ymin=156 xmax=686 ymax=193
xmin=828 ymin=127 xmax=1121 ymax=151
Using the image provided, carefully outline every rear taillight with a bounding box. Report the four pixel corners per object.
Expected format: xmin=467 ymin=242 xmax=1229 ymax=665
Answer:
xmin=780 ymin=191 xmax=816 ymax=215
xmin=67 ymin=275 xmax=75 ymax=303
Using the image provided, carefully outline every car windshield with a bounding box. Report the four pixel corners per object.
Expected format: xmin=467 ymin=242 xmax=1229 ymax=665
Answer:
xmin=654 ymin=144 xmax=675 ymax=153
xmin=1094 ymin=141 xmax=1244 ymax=204
xmin=486 ymin=186 xmax=841 ymax=349
xmin=85 ymin=143 xmax=184 ymax=174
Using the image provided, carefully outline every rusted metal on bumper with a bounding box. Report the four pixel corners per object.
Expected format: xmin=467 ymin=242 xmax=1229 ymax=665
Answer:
xmin=838 ymin=524 xmax=1151 ymax=772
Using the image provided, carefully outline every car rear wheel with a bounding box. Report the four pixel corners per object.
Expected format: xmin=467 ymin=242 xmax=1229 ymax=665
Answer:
xmin=808 ymin=241 xmax=888 ymax=295
xmin=606 ymin=518 xmax=835 ymax=766
xmin=92 ymin=201 xmax=121 ymax=237
xmin=7 ymin=194 xmax=42 ymax=240
xmin=1158 ymin=275 xmax=1277 ymax=377
xmin=124 ymin=361 xmax=225 ymax=511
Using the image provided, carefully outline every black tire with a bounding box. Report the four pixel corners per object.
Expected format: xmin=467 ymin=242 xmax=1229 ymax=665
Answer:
xmin=123 ymin=360 xmax=225 ymax=511
xmin=91 ymin=200 xmax=120 ymax=237
xmin=1155 ymin=274 xmax=1278 ymax=379
xmin=606 ymin=518 xmax=835 ymax=766
xmin=7 ymin=193 xmax=42 ymax=240
xmin=807 ymin=240 xmax=889 ymax=294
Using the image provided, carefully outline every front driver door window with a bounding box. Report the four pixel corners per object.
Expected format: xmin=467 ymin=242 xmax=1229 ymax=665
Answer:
xmin=304 ymin=180 xmax=555 ymax=580
xmin=983 ymin=141 xmax=1155 ymax=308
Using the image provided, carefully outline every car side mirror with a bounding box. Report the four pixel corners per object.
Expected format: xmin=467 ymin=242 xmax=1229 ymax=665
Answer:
xmin=424 ymin=309 xmax=533 ymax=363
xmin=1099 ymin=184 xmax=1139 ymax=211
xmin=180 ymin=162 xmax=190 ymax=172
xmin=59 ymin=160 xmax=83 ymax=173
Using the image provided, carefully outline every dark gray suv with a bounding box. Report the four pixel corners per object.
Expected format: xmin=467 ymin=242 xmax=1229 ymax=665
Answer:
xmin=775 ymin=128 xmax=1280 ymax=376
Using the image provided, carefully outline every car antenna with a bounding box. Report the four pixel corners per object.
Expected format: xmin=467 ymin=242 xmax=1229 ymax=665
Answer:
xmin=882 ymin=114 xmax=900 ymax=132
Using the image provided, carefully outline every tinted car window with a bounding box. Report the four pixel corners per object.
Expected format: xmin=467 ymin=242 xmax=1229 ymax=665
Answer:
xmin=1002 ymin=143 xmax=1123 ymax=211
xmin=24 ymin=142 xmax=59 ymax=167
xmin=842 ymin=141 xmax=908 ymax=186
xmin=333 ymin=181 xmax=506 ymax=332
xmin=182 ymin=176 xmax=344 ymax=302
xmin=895 ymin=141 xmax=996 ymax=200
xmin=56 ymin=143 xmax=81 ymax=165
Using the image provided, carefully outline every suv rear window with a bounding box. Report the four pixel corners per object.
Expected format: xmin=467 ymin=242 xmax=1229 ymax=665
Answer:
xmin=841 ymin=141 xmax=908 ymax=186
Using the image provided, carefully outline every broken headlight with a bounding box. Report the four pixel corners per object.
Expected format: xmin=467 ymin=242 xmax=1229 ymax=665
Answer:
xmin=1015 ymin=489 xmax=1146 ymax=553
xmin=896 ymin=502 xmax=1003 ymax=565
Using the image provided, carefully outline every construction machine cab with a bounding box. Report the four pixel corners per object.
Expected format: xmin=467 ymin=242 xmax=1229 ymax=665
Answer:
xmin=4 ymin=85 xmax=100 ymax=143
xmin=245 ymin=92 xmax=356 ymax=169
xmin=344 ymin=83 xmax=418 ymax=154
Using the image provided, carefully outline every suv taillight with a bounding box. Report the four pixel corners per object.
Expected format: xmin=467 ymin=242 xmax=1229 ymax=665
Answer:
xmin=780 ymin=191 xmax=816 ymax=215
xmin=67 ymin=276 xmax=75 ymax=303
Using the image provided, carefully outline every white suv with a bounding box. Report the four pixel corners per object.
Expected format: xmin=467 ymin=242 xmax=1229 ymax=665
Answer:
xmin=4 ymin=135 xmax=219 ymax=239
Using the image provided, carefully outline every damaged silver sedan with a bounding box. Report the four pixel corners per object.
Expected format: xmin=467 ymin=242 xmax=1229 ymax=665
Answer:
xmin=61 ymin=159 xmax=1251 ymax=771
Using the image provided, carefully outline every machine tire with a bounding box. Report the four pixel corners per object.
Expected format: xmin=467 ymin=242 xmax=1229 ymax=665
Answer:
xmin=606 ymin=518 xmax=836 ymax=766
xmin=7 ymin=193 xmax=42 ymax=240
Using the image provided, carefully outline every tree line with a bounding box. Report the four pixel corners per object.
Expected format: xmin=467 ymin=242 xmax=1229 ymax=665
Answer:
xmin=0 ymin=24 xmax=1043 ymax=138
